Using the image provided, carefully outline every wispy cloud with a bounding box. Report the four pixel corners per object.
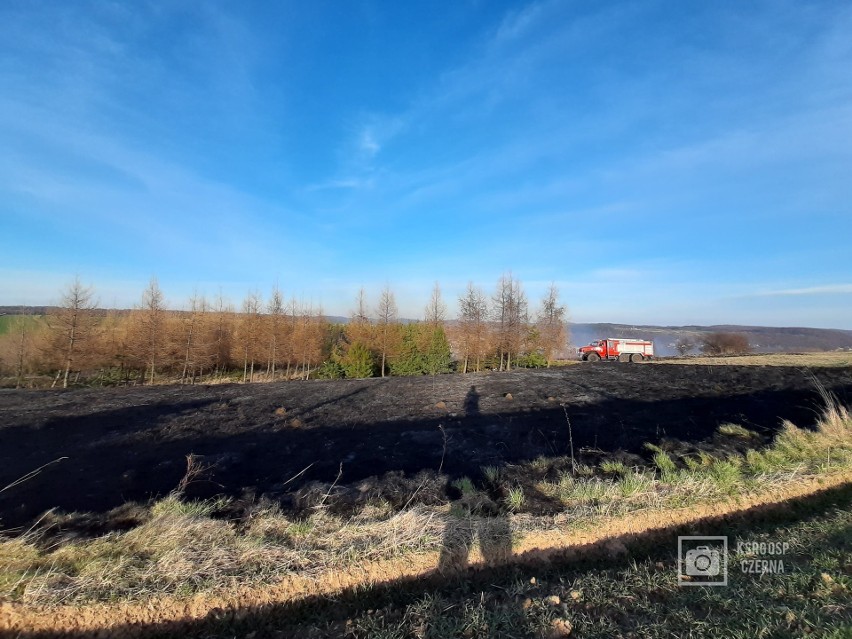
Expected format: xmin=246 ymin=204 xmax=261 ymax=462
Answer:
xmin=359 ymin=128 xmax=380 ymax=157
xmin=756 ymin=284 xmax=852 ymax=296
xmin=304 ymin=177 xmax=375 ymax=192
xmin=493 ymin=1 xmax=549 ymax=43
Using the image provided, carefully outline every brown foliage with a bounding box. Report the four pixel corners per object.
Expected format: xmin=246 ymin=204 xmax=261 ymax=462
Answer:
xmin=2 ymin=275 xmax=577 ymax=386
xmin=375 ymin=286 xmax=401 ymax=377
xmin=126 ymin=278 xmax=167 ymax=384
xmin=536 ymin=283 xmax=568 ymax=365
xmin=454 ymin=282 xmax=490 ymax=373
xmin=44 ymin=278 xmax=98 ymax=387
xmin=492 ymin=273 xmax=528 ymax=371
xmin=700 ymin=332 xmax=751 ymax=355
xmin=236 ymin=291 xmax=264 ymax=382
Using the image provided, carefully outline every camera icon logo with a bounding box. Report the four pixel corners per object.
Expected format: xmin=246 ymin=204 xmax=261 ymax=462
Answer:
xmin=684 ymin=546 xmax=721 ymax=576
xmin=678 ymin=536 xmax=727 ymax=586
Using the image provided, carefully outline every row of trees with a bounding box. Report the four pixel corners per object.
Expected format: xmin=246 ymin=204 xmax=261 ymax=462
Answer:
xmin=1 ymin=279 xmax=329 ymax=388
xmin=0 ymin=275 xmax=570 ymax=388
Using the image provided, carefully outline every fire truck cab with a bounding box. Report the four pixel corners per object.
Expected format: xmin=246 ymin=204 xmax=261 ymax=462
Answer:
xmin=578 ymin=338 xmax=654 ymax=362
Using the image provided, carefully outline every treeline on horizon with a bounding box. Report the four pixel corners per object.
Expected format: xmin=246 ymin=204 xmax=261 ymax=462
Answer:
xmin=0 ymin=274 xmax=569 ymax=389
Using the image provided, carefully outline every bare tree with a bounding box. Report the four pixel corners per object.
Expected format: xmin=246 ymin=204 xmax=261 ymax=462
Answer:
xmin=348 ymin=286 xmax=373 ymax=339
xmin=457 ymin=282 xmax=489 ymax=373
xmin=238 ymin=291 xmax=263 ymax=383
xmin=353 ymin=287 xmax=370 ymax=324
xmin=266 ymin=285 xmax=285 ymax=379
xmin=424 ymin=282 xmax=447 ymax=327
xmin=536 ymin=283 xmax=568 ymax=367
xmin=50 ymin=278 xmax=98 ymax=388
xmin=492 ymin=273 xmax=528 ymax=371
xmin=210 ymin=292 xmax=234 ymax=377
xmin=295 ymin=302 xmax=325 ymax=379
xmin=375 ymin=285 xmax=399 ymax=377
xmin=509 ymin=279 xmax=529 ymax=370
xmin=178 ymin=293 xmax=208 ymax=384
xmin=284 ymin=296 xmax=299 ymax=379
xmin=136 ymin=277 xmax=165 ymax=385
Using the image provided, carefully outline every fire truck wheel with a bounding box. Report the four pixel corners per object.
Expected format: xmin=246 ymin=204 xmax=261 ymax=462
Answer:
xmin=618 ymin=354 xmax=631 ymax=362
xmin=630 ymin=353 xmax=644 ymax=362
xmin=587 ymin=352 xmax=601 ymax=362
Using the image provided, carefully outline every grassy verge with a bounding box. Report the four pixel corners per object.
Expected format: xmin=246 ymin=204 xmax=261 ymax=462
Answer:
xmin=342 ymin=503 xmax=852 ymax=639
xmin=1 ymin=392 xmax=850 ymax=610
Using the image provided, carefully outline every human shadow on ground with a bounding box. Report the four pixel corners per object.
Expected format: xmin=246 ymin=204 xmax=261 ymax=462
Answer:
xmin=437 ymin=509 xmax=513 ymax=572
xmin=438 ymin=385 xmax=513 ymax=572
xmin=463 ymin=384 xmax=480 ymax=417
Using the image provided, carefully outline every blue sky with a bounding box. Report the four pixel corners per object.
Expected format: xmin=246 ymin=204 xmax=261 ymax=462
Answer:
xmin=1 ymin=0 xmax=850 ymax=328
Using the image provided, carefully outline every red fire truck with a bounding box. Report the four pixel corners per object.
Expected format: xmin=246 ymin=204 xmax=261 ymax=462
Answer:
xmin=578 ymin=338 xmax=654 ymax=362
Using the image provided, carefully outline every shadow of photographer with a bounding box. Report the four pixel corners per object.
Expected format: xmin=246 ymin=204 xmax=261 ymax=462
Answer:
xmin=438 ymin=384 xmax=513 ymax=571
xmin=437 ymin=508 xmax=513 ymax=572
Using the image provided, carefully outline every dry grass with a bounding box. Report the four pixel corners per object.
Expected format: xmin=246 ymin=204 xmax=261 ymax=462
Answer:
xmin=653 ymin=351 xmax=852 ymax=367
xmin=6 ymin=513 xmax=298 ymax=605
xmin=1 ymin=391 xmax=850 ymax=608
xmin=247 ymin=505 xmax=444 ymax=564
xmin=1 ymin=504 xmax=446 ymax=606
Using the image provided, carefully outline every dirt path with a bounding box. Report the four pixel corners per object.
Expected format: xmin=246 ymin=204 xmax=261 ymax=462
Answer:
xmin=3 ymin=470 xmax=849 ymax=636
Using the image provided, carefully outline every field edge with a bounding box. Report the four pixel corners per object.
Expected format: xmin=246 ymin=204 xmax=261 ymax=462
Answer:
xmin=3 ymin=468 xmax=850 ymax=635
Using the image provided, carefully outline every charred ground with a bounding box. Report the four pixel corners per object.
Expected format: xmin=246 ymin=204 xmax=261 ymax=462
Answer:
xmin=1 ymin=363 xmax=851 ymax=531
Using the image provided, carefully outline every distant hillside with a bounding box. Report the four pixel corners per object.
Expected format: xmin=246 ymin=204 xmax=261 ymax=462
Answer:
xmin=0 ymin=306 xmax=51 ymax=316
xmin=569 ymin=323 xmax=852 ymax=356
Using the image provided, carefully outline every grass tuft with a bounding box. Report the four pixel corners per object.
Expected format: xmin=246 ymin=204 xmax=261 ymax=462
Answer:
xmin=718 ymin=423 xmax=760 ymax=439
xmin=601 ymin=460 xmax=629 ymax=476
xmin=150 ymin=495 xmax=230 ymax=519
xmin=481 ymin=465 xmax=501 ymax=485
xmin=652 ymin=450 xmax=678 ymax=481
xmin=617 ymin=471 xmax=653 ymax=498
xmin=529 ymin=456 xmax=550 ymax=472
xmin=504 ymin=486 xmax=525 ymax=512
xmin=708 ymin=458 xmax=742 ymax=494
xmin=451 ymin=476 xmax=476 ymax=496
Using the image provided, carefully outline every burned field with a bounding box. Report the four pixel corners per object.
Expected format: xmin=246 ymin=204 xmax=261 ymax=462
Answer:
xmin=1 ymin=364 xmax=851 ymax=531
